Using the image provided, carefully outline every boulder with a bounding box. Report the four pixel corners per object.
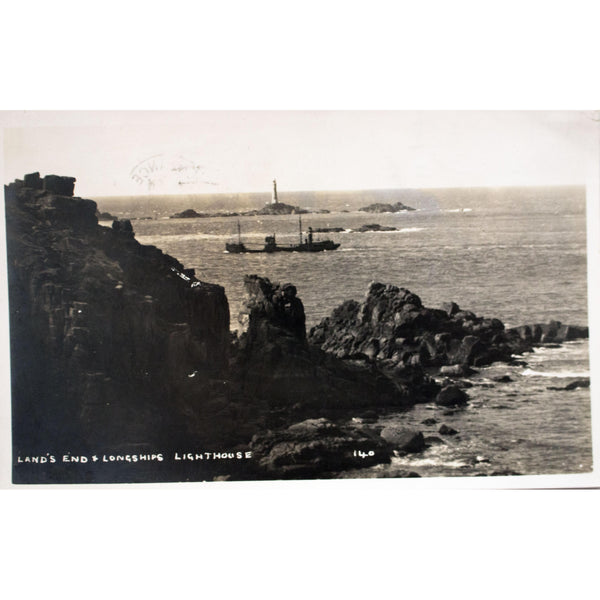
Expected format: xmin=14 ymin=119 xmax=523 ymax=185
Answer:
xmin=380 ymin=427 xmax=425 ymax=453
xmin=250 ymin=418 xmax=392 ymax=477
xmin=424 ymin=436 xmax=446 ymax=445
xmin=439 ymin=424 xmax=458 ymax=435
xmin=435 ymin=385 xmax=469 ymax=407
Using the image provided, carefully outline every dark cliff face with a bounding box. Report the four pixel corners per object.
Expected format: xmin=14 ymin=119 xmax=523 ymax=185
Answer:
xmin=5 ymin=174 xmax=230 ymax=464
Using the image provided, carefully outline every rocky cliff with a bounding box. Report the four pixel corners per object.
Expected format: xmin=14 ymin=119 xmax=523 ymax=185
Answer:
xmin=6 ymin=173 xmax=231 ymax=471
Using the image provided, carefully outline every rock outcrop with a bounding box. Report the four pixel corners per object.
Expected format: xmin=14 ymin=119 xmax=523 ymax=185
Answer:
xmin=254 ymin=202 xmax=308 ymax=216
xmin=6 ymin=173 xmax=231 ymax=470
xmin=509 ymin=322 xmax=588 ymax=344
xmin=359 ymin=201 xmax=415 ymax=213
xmin=309 ymin=283 xmax=536 ymax=374
xmin=170 ymin=208 xmax=209 ymax=219
xmin=250 ymin=418 xmax=392 ymax=478
xmin=233 ymin=275 xmax=416 ymax=419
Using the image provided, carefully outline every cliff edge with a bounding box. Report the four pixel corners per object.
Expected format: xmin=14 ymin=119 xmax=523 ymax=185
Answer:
xmin=5 ymin=173 xmax=230 ymax=474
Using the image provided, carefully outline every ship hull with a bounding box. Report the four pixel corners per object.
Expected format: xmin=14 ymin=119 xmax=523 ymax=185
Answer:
xmin=226 ymin=241 xmax=340 ymax=254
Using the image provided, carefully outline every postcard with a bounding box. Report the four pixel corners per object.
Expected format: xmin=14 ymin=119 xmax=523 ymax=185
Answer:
xmin=1 ymin=110 xmax=598 ymax=487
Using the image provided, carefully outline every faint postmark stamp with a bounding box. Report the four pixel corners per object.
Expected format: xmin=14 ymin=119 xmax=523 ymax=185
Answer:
xmin=130 ymin=154 xmax=218 ymax=191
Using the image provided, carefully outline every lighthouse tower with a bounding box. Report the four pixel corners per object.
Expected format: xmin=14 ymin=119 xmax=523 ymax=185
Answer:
xmin=271 ymin=179 xmax=278 ymax=204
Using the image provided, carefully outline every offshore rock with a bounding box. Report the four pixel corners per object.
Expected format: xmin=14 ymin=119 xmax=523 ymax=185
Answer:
xmin=509 ymin=321 xmax=588 ymax=344
xmin=5 ymin=174 xmax=231 ymax=469
xmin=250 ymin=418 xmax=392 ymax=478
xmin=358 ymin=202 xmax=415 ymax=213
xmin=547 ymin=379 xmax=590 ymax=391
xmin=170 ymin=208 xmax=209 ymax=219
xmin=308 ymin=282 xmax=584 ymax=381
xmin=355 ymin=223 xmax=397 ymax=232
xmin=254 ymin=202 xmax=308 ymax=216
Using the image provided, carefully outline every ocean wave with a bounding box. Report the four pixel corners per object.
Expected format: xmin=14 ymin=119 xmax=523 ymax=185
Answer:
xmin=522 ymin=369 xmax=590 ymax=378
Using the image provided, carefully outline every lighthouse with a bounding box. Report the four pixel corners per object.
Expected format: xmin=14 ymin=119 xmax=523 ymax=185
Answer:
xmin=271 ymin=179 xmax=278 ymax=204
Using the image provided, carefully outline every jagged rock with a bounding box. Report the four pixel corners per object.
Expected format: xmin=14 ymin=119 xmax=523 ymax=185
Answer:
xmin=250 ymin=418 xmax=392 ymax=477
xmin=493 ymin=375 xmax=513 ymax=383
xmin=435 ymin=385 xmax=469 ymax=407
xmin=112 ymin=219 xmax=134 ymax=234
xmin=421 ymin=418 xmax=438 ymax=425
xmin=308 ymin=281 xmax=534 ymax=384
xmin=235 ymin=275 xmax=411 ymax=413
xmin=380 ymin=427 xmax=425 ymax=453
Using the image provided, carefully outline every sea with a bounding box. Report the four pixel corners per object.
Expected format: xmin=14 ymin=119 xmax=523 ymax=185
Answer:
xmin=94 ymin=186 xmax=593 ymax=478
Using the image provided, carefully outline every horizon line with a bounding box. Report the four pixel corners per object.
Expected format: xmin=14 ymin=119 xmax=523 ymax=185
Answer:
xmin=88 ymin=182 xmax=587 ymax=200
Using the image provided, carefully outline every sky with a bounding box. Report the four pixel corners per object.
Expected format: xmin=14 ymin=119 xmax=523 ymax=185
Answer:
xmin=1 ymin=111 xmax=598 ymax=198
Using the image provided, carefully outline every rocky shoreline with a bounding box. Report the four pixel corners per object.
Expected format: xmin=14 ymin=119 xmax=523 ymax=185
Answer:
xmin=6 ymin=173 xmax=588 ymax=483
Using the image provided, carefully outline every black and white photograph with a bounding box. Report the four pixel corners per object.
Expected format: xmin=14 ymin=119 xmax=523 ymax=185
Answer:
xmin=1 ymin=110 xmax=597 ymax=486
xmin=2 ymin=4 xmax=600 ymax=597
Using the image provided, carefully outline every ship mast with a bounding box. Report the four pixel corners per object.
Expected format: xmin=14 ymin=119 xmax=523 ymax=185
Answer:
xmin=299 ymin=215 xmax=303 ymax=245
